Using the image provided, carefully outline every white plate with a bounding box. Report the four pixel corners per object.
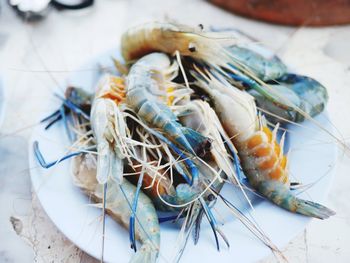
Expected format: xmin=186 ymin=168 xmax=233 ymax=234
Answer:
xmin=29 ymin=49 xmax=337 ymax=263
xmin=0 ymin=78 xmax=5 ymax=128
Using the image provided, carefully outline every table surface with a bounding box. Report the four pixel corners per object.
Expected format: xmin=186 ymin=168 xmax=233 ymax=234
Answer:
xmin=0 ymin=0 xmax=350 ymax=262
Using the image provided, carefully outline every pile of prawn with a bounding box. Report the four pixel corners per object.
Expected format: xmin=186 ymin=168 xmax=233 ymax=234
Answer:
xmin=34 ymin=22 xmax=335 ymax=263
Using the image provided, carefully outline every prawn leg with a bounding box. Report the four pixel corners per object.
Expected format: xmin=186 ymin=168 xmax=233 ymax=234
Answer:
xmin=138 ymin=121 xmax=198 ymax=185
xmin=129 ymin=168 xmax=145 ymax=252
xmin=41 ymin=87 xmax=92 ymax=139
xmin=33 ymin=141 xmax=93 ymax=169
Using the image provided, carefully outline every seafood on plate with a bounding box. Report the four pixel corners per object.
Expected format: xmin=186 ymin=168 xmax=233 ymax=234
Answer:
xmin=33 ymin=21 xmax=337 ymax=263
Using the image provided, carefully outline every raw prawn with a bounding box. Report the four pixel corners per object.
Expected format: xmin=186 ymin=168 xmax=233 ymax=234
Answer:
xmin=193 ymin=69 xmax=335 ymax=219
xmin=126 ymin=52 xmax=211 ymax=157
xmin=72 ymin=153 xmax=160 ymax=263
xmin=91 ymin=74 xmax=128 ymax=184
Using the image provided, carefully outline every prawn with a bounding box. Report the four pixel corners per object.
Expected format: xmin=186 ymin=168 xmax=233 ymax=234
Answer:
xmin=193 ymin=68 xmax=335 ymax=219
xmin=35 ymin=85 xmax=161 ymax=262
xmin=72 ymin=153 xmax=160 ymax=263
xmin=125 ymin=52 xmax=211 ymax=157
xmin=224 ymin=46 xmax=328 ymax=123
xmin=254 ymin=73 xmax=329 ymax=124
xmin=90 ymin=74 xmax=128 ymax=184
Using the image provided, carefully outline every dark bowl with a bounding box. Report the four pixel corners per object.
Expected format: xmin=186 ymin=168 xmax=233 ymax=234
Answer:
xmin=210 ymin=0 xmax=350 ymax=26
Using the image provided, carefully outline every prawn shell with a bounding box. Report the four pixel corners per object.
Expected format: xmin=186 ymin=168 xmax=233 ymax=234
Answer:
xmin=72 ymin=154 xmax=160 ymax=261
xmin=242 ymin=126 xmax=288 ymax=186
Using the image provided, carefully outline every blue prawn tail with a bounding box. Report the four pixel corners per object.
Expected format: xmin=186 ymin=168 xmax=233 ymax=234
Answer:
xmin=294 ymin=199 xmax=336 ymax=220
xmin=274 ymin=73 xmax=329 ymax=120
xmin=257 ymin=180 xmax=335 ymax=219
xmin=130 ymin=241 xmax=158 ymax=263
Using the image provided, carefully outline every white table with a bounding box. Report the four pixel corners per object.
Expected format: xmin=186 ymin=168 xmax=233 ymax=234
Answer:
xmin=0 ymin=0 xmax=349 ymax=262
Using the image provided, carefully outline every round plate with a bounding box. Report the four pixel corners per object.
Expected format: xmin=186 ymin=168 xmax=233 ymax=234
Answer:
xmin=29 ymin=49 xmax=337 ymax=263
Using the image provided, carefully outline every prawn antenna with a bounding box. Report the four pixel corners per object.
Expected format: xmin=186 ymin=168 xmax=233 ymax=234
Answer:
xmin=199 ymin=197 xmax=230 ymax=251
xmin=54 ymin=93 xmax=90 ymax=120
xmin=129 ymin=168 xmax=145 ymax=252
xmin=101 ymin=182 xmax=107 ymax=263
xmin=213 ymin=190 xmax=285 ymax=258
xmin=41 ymin=92 xmax=91 ymax=140
xmin=33 ymin=141 xmax=92 ymax=169
xmin=222 ymin=134 xmax=245 ymax=184
xmin=136 ymin=122 xmax=198 ymax=185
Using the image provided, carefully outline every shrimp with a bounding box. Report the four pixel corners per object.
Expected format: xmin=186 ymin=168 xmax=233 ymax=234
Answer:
xmin=250 ymin=73 xmax=328 ymax=124
xmin=224 ymin=46 xmax=328 ymax=123
xmin=214 ymin=31 xmax=328 ymax=124
xmin=193 ymin=69 xmax=335 ymax=219
xmin=91 ymin=74 xmax=128 ymax=184
xmin=36 ymin=86 xmax=161 ymax=263
xmin=72 ymin=153 xmax=160 ymax=263
xmin=126 ymin=52 xmax=211 ymax=157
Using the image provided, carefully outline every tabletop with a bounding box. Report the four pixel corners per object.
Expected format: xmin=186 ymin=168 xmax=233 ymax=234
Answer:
xmin=0 ymin=0 xmax=349 ymax=262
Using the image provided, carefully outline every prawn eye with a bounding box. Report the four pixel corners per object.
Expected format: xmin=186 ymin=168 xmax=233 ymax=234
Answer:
xmin=198 ymin=24 xmax=204 ymax=30
xmin=188 ymin=43 xmax=196 ymax=52
xmin=207 ymin=194 xmax=215 ymax=202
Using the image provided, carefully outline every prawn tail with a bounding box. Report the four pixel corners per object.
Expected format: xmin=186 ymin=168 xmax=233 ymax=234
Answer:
xmin=129 ymin=242 xmax=158 ymax=263
xmin=257 ymin=180 xmax=335 ymax=220
xmin=180 ymin=126 xmax=212 ymax=157
xmin=293 ymin=199 xmax=336 ymax=220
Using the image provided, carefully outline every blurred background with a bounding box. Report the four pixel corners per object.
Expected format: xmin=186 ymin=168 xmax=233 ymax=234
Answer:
xmin=0 ymin=0 xmax=349 ymax=262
